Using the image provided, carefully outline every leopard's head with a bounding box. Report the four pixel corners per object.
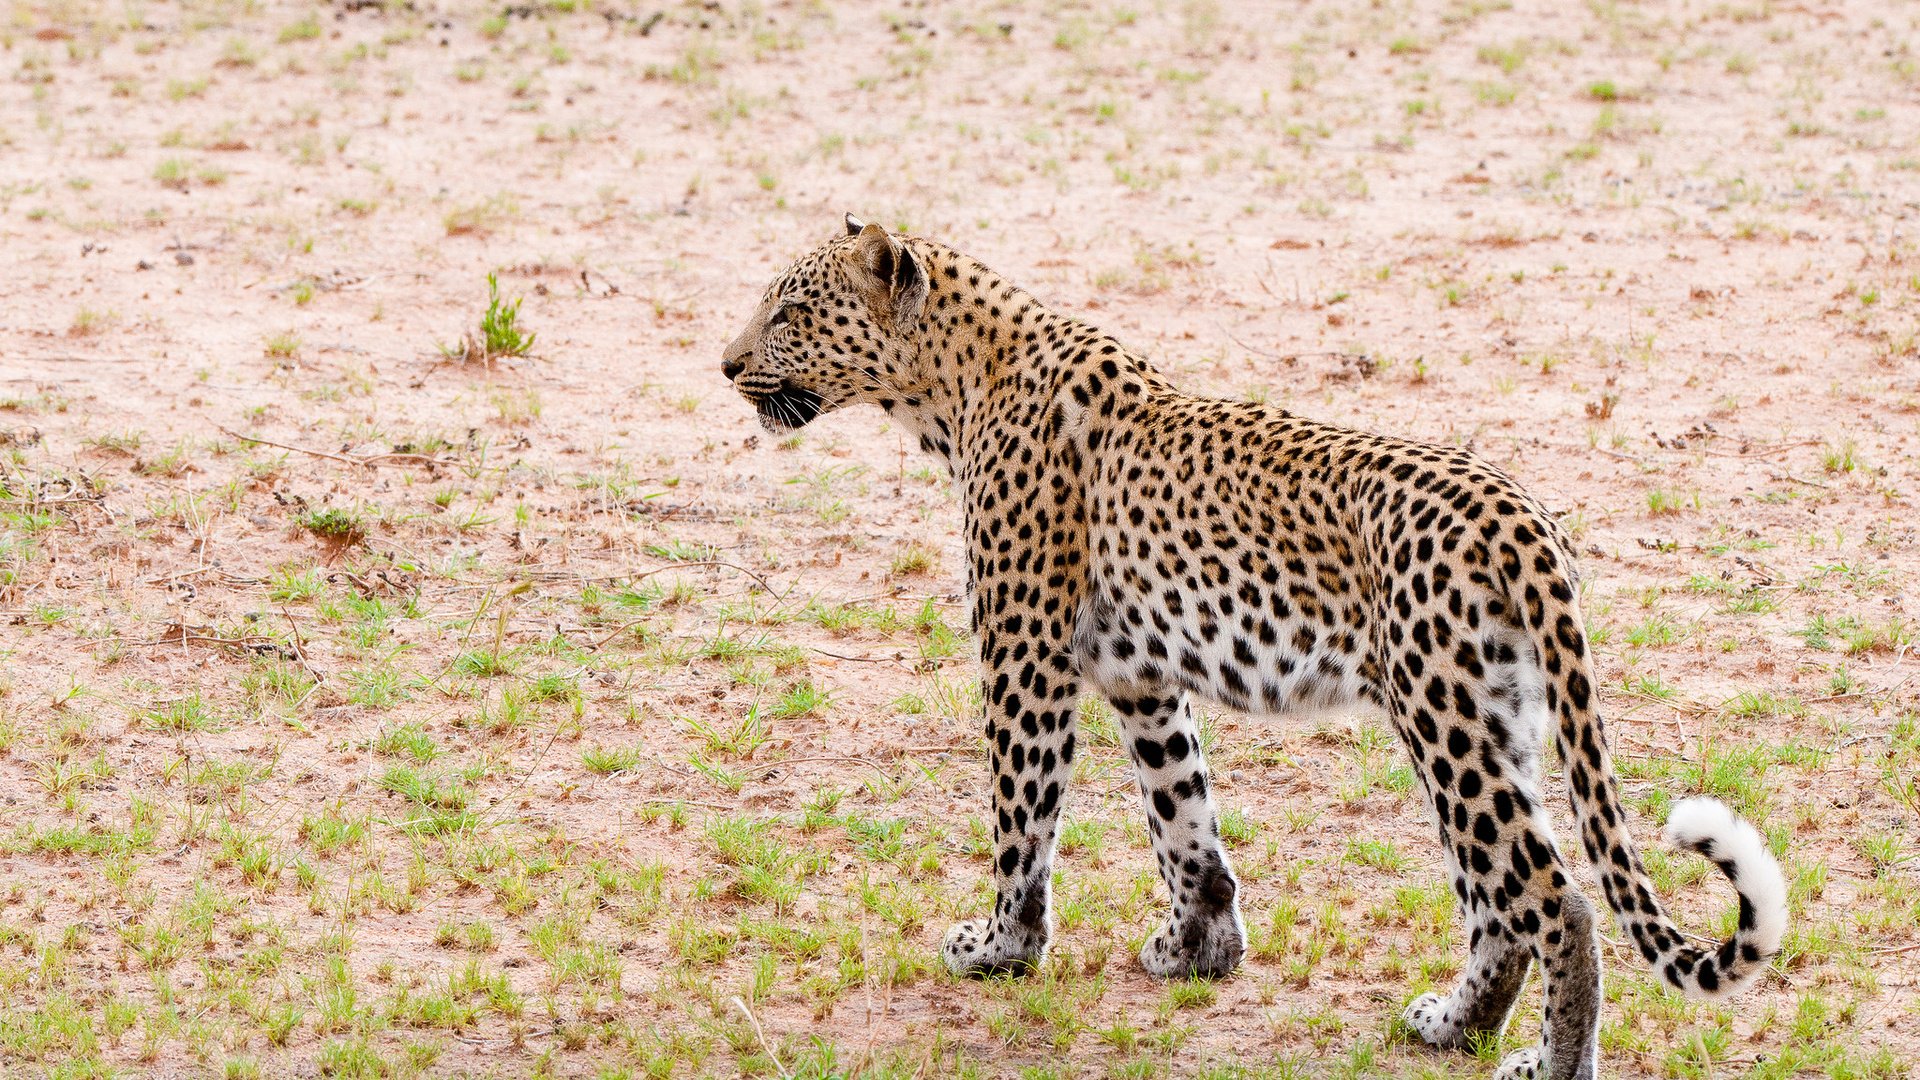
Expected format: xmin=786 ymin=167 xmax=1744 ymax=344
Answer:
xmin=722 ymin=213 xmax=929 ymax=433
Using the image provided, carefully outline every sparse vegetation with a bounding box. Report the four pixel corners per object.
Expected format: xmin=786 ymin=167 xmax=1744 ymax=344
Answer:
xmin=439 ymin=273 xmax=537 ymax=363
xmin=0 ymin=2 xmax=1911 ymax=1077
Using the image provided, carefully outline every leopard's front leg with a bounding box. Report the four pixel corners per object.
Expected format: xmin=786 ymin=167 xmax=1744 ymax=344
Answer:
xmin=942 ymin=625 xmax=1083 ymax=977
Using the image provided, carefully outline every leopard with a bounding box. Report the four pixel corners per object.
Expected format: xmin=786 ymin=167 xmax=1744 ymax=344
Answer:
xmin=720 ymin=215 xmax=1788 ymax=1080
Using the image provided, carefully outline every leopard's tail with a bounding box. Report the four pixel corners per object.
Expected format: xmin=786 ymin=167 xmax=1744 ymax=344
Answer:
xmin=1508 ymin=561 xmax=1786 ymax=1000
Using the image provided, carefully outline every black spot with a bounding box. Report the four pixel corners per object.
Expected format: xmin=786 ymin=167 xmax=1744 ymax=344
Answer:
xmin=1165 ymin=731 xmax=1190 ymax=761
xmin=1135 ymin=738 xmax=1166 ymax=769
xmin=1473 ymin=812 xmax=1498 ymax=845
xmin=1458 ymin=770 xmax=1482 ymax=799
xmin=1447 ymin=727 xmax=1471 ymax=759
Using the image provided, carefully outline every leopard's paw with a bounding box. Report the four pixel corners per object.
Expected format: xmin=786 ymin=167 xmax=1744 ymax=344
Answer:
xmin=941 ymin=919 xmax=1043 ymax=977
xmin=1492 ymin=1046 xmax=1540 ymax=1080
xmin=1138 ymin=917 xmax=1244 ymax=979
xmin=1402 ymin=991 xmax=1466 ymax=1049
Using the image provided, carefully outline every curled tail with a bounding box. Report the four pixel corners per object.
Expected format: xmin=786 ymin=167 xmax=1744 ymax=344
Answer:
xmin=1658 ymin=797 xmax=1789 ymax=996
xmin=1506 ymin=550 xmax=1787 ymax=999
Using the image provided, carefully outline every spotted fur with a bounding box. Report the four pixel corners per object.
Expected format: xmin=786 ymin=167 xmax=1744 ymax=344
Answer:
xmin=721 ymin=218 xmax=1788 ymax=1079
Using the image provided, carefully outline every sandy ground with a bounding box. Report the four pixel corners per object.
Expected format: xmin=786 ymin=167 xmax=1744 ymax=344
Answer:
xmin=1 ymin=0 xmax=1918 ymax=1076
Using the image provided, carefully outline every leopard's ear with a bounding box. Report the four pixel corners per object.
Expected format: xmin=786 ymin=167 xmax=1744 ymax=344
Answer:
xmin=849 ymin=222 xmax=926 ymax=329
xmin=843 ymin=212 xmax=867 ymax=237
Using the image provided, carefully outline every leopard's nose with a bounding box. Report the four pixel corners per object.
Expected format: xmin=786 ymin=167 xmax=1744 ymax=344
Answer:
xmin=722 ymin=354 xmax=748 ymax=382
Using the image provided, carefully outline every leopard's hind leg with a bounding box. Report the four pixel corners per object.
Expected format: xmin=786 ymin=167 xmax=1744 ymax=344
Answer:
xmin=1403 ymin=914 xmax=1531 ymax=1050
xmin=1384 ymin=608 xmax=1601 ymax=1080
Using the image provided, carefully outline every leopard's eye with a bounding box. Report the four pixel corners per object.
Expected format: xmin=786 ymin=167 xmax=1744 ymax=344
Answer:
xmin=767 ymin=304 xmax=791 ymax=329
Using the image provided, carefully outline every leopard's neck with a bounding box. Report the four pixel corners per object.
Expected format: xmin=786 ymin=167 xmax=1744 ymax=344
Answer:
xmin=885 ymin=244 xmax=1164 ymax=472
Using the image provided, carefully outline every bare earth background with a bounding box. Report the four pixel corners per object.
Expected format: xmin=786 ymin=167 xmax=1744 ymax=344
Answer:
xmin=1 ymin=0 xmax=1917 ymax=1077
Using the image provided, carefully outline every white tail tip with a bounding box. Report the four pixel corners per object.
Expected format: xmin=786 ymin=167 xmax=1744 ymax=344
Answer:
xmin=1664 ymin=796 xmax=1789 ymax=962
